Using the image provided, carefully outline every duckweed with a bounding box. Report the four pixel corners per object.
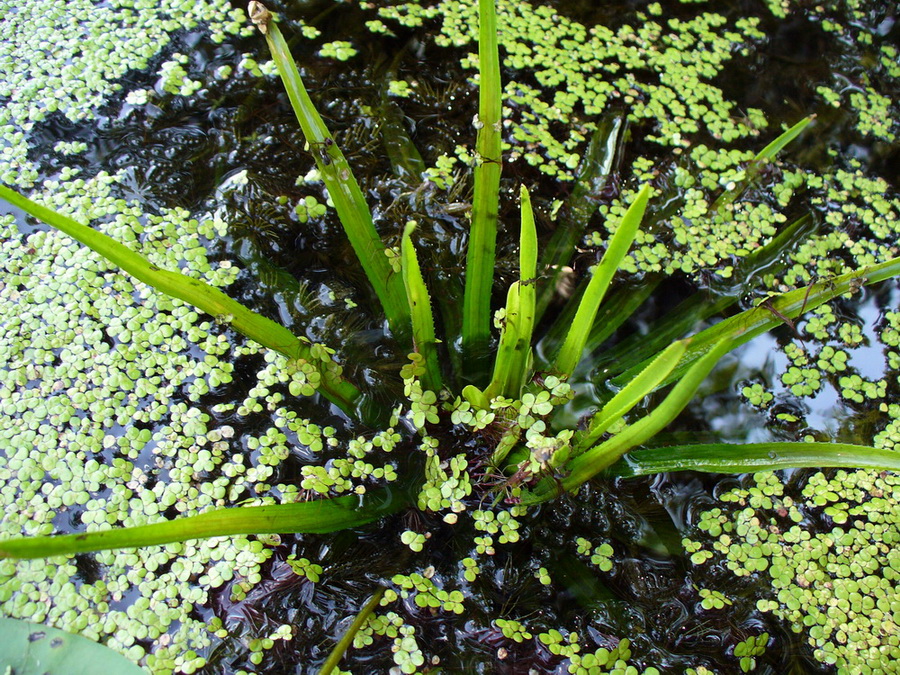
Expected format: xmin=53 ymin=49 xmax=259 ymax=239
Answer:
xmin=1 ymin=0 xmax=898 ymax=671
xmin=372 ymin=0 xmax=898 ymax=284
xmin=689 ymin=469 xmax=900 ymax=672
xmin=377 ymin=0 xmax=769 ymax=182
xmin=0 ymin=0 xmax=254 ymax=188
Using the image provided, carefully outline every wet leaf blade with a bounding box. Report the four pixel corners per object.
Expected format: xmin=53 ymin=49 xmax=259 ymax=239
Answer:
xmin=485 ymin=282 xmax=523 ymax=399
xmin=613 ymin=256 xmax=900 ymax=389
xmin=462 ymin=0 xmax=502 ymax=372
xmin=554 ymin=184 xmax=651 ymax=377
xmin=320 ymin=587 xmax=386 ymax=675
xmin=574 ymin=338 xmax=688 ymax=454
xmin=524 ymin=337 xmax=734 ymax=504
xmin=0 ymin=184 xmax=362 ymax=414
xmin=401 ymin=222 xmax=442 ymax=391
xmin=713 ymin=116 xmax=814 ymax=211
xmin=604 ymin=442 xmax=900 ymax=477
xmin=377 ymin=70 xmax=426 ymax=177
xmin=485 ymin=186 xmax=538 ymax=398
xmin=515 ymin=187 xmax=537 ymax=394
xmin=259 ymin=11 xmax=410 ymax=332
xmin=519 ymin=185 xmax=538 ymax=286
xmin=0 ymin=491 xmax=402 ymax=559
xmin=754 ymin=115 xmax=815 ymax=161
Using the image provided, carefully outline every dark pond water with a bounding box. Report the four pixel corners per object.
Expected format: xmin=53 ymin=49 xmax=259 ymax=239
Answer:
xmin=5 ymin=0 xmax=899 ymax=672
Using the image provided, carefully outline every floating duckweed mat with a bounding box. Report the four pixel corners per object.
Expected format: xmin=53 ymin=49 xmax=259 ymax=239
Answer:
xmin=0 ymin=0 xmax=311 ymax=670
xmin=372 ymin=0 xmax=773 ymax=179
xmin=0 ymin=0 xmax=898 ymax=672
xmin=368 ymin=0 xmax=900 ymax=281
xmin=686 ymin=466 xmax=900 ymax=672
xmin=0 ymin=180 xmax=282 ymax=669
xmin=0 ymin=0 xmax=254 ymax=189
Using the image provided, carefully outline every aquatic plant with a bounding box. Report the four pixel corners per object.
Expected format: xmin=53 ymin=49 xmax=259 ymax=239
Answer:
xmin=0 ymin=0 xmax=898 ymax=671
xmin=2 ymin=0 xmax=897 ymax=555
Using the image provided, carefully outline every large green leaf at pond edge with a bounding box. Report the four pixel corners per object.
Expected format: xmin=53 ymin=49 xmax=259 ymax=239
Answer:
xmin=0 ymin=617 xmax=146 ymax=675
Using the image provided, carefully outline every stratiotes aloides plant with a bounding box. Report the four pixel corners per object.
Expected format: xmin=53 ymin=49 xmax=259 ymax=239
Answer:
xmin=1 ymin=0 xmax=900 ymax=666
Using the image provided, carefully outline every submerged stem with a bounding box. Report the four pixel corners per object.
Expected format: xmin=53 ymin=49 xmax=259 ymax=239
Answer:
xmin=320 ymin=587 xmax=386 ymax=675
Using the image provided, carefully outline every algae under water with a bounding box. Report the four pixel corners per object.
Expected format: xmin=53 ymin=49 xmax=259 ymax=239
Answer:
xmin=0 ymin=0 xmax=898 ymax=672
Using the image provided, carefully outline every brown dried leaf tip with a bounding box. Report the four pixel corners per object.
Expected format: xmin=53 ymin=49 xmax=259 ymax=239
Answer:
xmin=248 ymin=1 xmax=271 ymax=35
